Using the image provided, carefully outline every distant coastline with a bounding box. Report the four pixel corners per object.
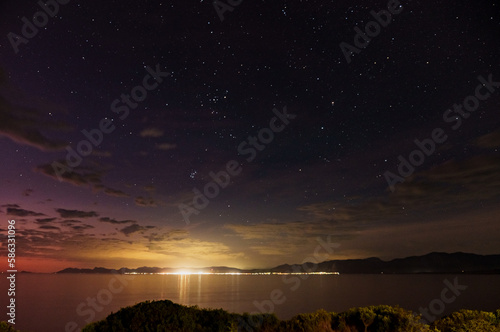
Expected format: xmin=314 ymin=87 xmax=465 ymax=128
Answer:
xmin=49 ymin=252 xmax=500 ymax=275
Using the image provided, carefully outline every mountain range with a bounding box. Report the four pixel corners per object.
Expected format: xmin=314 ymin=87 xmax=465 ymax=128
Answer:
xmin=56 ymin=252 xmax=500 ymax=274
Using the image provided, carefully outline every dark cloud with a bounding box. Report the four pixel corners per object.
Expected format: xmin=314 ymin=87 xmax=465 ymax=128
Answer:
xmin=99 ymin=217 xmax=136 ymax=224
xmin=91 ymin=150 xmax=112 ymax=157
xmin=0 ymin=74 xmax=68 ymax=151
xmin=39 ymin=225 xmax=61 ymax=231
xmin=6 ymin=207 xmax=45 ymax=217
xmin=156 ymin=143 xmax=177 ymax=151
xmin=120 ymin=224 xmax=146 ymax=236
xmin=71 ymin=224 xmax=94 ymax=231
xmin=60 ymin=220 xmax=82 ymax=226
xmin=22 ymin=189 xmax=33 ymax=197
xmin=145 ymin=229 xmax=189 ymax=242
xmin=103 ymin=187 xmax=130 ymax=198
xmin=224 ymin=221 xmax=346 ymax=257
xmin=2 ymin=204 xmax=20 ymax=208
xmin=474 ymin=129 xmax=500 ymax=148
xmin=35 ymin=162 xmax=129 ymax=200
xmin=135 ymin=196 xmax=157 ymax=207
xmin=144 ymin=185 xmax=155 ymax=193
xmin=139 ymin=127 xmax=164 ymax=137
xmin=36 ymin=218 xmax=57 ymax=224
xmin=298 ymin=153 xmax=500 ymax=227
xmin=55 ymin=208 xmax=98 ymax=218
xmin=35 ymin=162 xmax=103 ymax=188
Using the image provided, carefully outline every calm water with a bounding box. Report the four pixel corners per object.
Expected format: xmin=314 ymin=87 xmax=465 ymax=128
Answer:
xmin=1 ymin=274 xmax=499 ymax=332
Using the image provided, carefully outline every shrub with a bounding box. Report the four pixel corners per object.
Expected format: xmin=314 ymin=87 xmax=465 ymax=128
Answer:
xmin=431 ymin=309 xmax=500 ymax=332
xmin=0 ymin=322 xmax=20 ymax=332
xmin=82 ymin=300 xmax=499 ymax=332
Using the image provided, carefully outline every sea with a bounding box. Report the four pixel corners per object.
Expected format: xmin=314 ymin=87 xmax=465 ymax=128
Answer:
xmin=1 ymin=273 xmax=499 ymax=332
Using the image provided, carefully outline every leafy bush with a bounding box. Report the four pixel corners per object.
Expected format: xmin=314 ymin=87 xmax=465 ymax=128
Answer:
xmin=82 ymin=300 xmax=500 ymax=332
xmin=83 ymin=300 xmax=242 ymax=332
xmin=330 ymin=305 xmax=430 ymax=332
xmin=431 ymin=309 xmax=500 ymax=332
xmin=0 ymin=322 xmax=20 ymax=332
xmin=279 ymin=309 xmax=333 ymax=331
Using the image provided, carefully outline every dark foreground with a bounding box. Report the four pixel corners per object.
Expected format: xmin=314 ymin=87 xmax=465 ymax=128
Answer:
xmin=2 ymin=300 xmax=500 ymax=332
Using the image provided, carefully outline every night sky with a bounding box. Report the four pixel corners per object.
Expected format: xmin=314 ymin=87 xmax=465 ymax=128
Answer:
xmin=0 ymin=0 xmax=499 ymax=273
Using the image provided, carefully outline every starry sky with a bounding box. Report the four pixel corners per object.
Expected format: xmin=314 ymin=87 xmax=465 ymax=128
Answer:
xmin=0 ymin=0 xmax=499 ymax=273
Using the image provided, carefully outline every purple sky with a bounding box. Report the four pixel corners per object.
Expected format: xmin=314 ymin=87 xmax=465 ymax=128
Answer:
xmin=0 ymin=0 xmax=499 ymax=272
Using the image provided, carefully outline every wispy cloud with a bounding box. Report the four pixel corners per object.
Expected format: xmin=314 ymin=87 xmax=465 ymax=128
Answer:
xmin=35 ymin=162 xmax=103 ymax=187
xmin=36 ymin=218 xmax=57 ymax=224
xmin=120 ymin=224 xmax=148 ymax=236
xmin=156 ymin=143 xmax=177 ymax=151
xmin=36 ymin=162 xmax=129 ymax=198
xmin=474 ymin=129 xmax=500 ymax=148
xmin=0 ymin=69 xmax=69 ymax=151
xmin=0 ymin=219 xmax=245 ymax=270
xmin=71 ymin=224 xmax=95 ymax=231
xmin=135 ymin=196 xmax=157 ymax=207
xmin=2 ymin=204 xmax=19 ymax=208
xmin=6 ymin=207 xmax=45 ymax=217
xmin=55 ymin=209 xmax=98 ymax=218
xmin=103 ymin=187 xmax=130 ymax=197
xmin=140 ymin=127 xmax=164 ymax=137
xmin=144 ymin=229 xmax=189 ymax=242
xmin=91 ymin=150 xmax=112 ymax=157
xmin=60 ymin=220 xmax=82 ymax=227
xmin=39 ymin=225 xmax=61 ymax=231
xmin=144 ymin=185 xmax=155 ymax=193
xmin=298 ymin=153 xmax=500 ymax=227
xmin=99 ymin=217 xmax=136 ymax=224
xmin=225 ymin=221 xmax=348 ymax=257
xmin=22 ymin=189 xmax=34 ymax=197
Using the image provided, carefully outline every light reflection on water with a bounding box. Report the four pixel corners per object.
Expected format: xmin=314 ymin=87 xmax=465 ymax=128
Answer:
xmin=0 ymin=274 xmax=498 ymax=332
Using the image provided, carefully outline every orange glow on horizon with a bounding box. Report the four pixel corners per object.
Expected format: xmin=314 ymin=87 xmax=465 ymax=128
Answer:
xmin=1 ymin=257 xmax=83 ymax=273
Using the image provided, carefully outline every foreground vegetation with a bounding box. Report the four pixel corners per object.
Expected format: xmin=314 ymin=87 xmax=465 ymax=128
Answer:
xmin=0 ymin=322 xmax=19 ymax=332
xmin=2 ymin=302 xmax=499 ymax=331
xmin=78 ymin=300 xmax=500 ymax=332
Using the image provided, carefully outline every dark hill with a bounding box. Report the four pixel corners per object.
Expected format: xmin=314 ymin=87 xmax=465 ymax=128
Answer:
xmin=57 ymin=252 xmax=500 ymax=274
